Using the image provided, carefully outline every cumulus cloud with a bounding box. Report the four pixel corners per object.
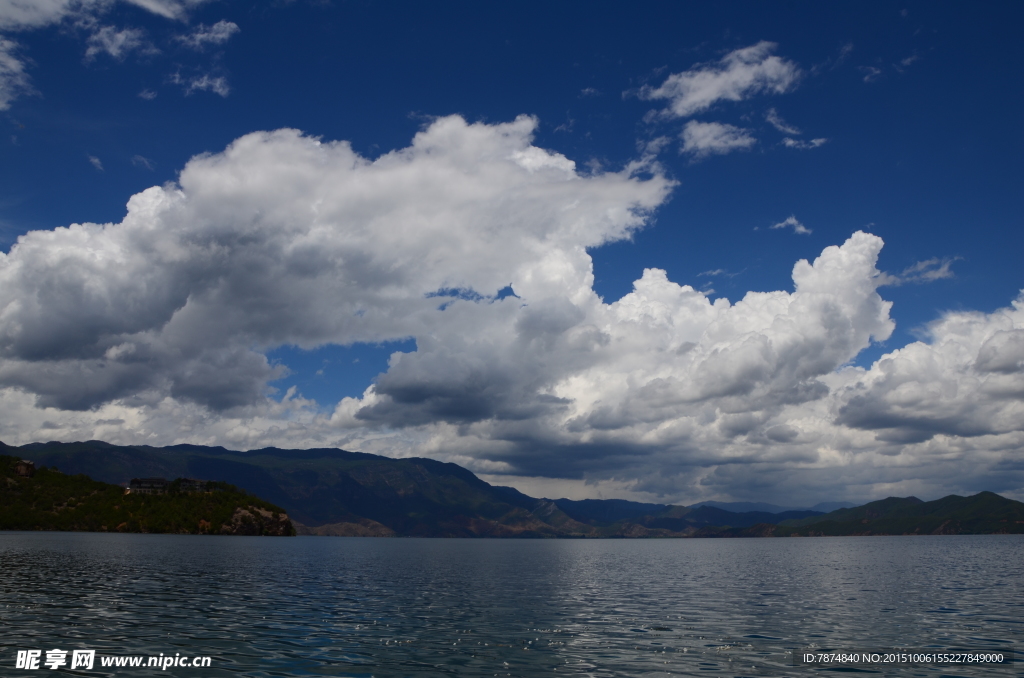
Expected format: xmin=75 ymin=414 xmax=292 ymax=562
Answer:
xmin=770 ymin=215 xmax=811 ymax=235
xmin=460 ymin=232 xmax=894 ymax=478
xmin=680 ymin=121 xmax=755 ymax=158
xmin=177 ymin=20 xmax=239 ymax=50
xmin=640 ymin=42 xmax=801 ymax=118
xmin=1 ymin=115 xmax=1021 ymax=505
xmin=0 ymin=115 xmax=671 ymax=413
xmin=836 ymin=298 xmax=1024 ymax=447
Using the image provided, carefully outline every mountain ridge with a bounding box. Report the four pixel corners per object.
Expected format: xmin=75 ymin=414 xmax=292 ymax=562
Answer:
xmin=4 ymin=440 xmax=1022 ymax=537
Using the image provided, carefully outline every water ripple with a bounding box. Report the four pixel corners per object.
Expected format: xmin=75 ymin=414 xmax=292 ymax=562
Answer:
xmin=1 ymin=533 xmax=1021 ymax=676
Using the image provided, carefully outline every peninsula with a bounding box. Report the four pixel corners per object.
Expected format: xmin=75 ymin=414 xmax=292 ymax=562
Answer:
xmin=2 ymin=453 xmax=294 ymax=535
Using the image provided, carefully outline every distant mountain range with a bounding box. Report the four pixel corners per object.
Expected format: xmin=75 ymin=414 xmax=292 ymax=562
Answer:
xmin=4 ymin=440 xmax=1022 ymax=537
xmin=689 ymin=500 xmax=855 ymax=513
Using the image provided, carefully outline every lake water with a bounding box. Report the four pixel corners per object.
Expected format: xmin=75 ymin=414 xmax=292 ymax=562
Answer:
xmin=1 ymin=533 xmax=1021 ymax=677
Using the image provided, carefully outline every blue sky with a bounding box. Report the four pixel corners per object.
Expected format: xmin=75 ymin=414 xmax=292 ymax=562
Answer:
xmin=1 ymin=0 xmax=1022 ymax=505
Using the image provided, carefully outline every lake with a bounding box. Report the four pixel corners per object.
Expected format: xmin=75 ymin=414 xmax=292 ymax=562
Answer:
xmin=1 ymin=533 xmax=1021 ymax=676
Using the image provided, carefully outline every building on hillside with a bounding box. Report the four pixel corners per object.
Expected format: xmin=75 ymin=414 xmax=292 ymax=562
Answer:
xmin=128 ymin=477 xmax=169 ymax=495
xmin=13 ymin=460 xmax=35 ymax=477
xmin=178 ymin=478 xmax=208 ymax=493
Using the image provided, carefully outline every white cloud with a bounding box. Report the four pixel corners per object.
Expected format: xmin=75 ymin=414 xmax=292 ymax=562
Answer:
xmin=138 ymin=88 xmax=157 ymax=99
xmin=877 ymin=257 xmax=958 ymax=286
xmin=812 ymin=42 xmax=853 ymax=75
xmin=767 ymin=108 xmax=827 ymax=150
xmin=0 ymin=0 xmax=207 ymax=30
xmin=0 ymin=0 xmax=212 ymax=109
xmin=836 ymin=297 xmax=1024 ymax=447
xmin=131 ymin=154 xmax=155 ymax=170
xmin=898 ymin=53 xmax=920 ymax=70
xmin=1 ymin=116 xmax=1021 ymax=505
xmin=860 ymin=66 xmax=882 ymax=83
xmin=765 ymin=107 xmax=800 ymax=134
xmin=681 ymin=121 xmax=755 ymax=158
xmin=122 ymin=0 xmax=211 ymax=21
xmin=770 ymin=215 xmax=811 ymax=235
xmin=639 ymin=42 xmax=801 ymax=118
xmin=0 ymin=36 xmax=32 ymax=110
xmin=171 ymin=71 xmax=229 ymax=96
xmin=0 ymin=0 xmax=89 ymax=30
xmin=85 ymin=25 xmax=152 ymax=60
xmin=177 ymin=20 xmax=239 ymax=50
xmin=0 ymin=115 xmax=671 ymax=413
xmin=87 ymin=154 xmax=103 ymax=170
xmin=189 ymin=73 xmax=228 ymax=96
xmin=782 ymin=137 xmax=827 ymax=150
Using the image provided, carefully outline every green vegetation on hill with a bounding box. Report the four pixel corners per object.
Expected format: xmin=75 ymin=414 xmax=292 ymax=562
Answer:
xmin=773 ymin=492 xmax=1024 ymax=536
xmin=697 ymin=492 xmax=1024 ymax=537
xmin=1 ymin=454 xmax=295 ymax=535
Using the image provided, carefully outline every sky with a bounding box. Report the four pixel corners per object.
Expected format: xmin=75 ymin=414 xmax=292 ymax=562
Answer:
xmin=0 ymin=0 xmax=1022 ymax=507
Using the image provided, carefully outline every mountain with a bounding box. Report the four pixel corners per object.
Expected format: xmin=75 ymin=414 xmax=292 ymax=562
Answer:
xmin=550 ymin=499 xmax=822 ymax=532
xmin=689 ymin=500 xmax=801 ymax=513
xmin=1 ymin=440 xmax=818 ymax=537
xmin=702 ymin=492 xmax=1024 ymax=537
xmin=688 ymin=500 xmax=856 ymax=513
xmin=783 ymin=492 xmax=1024 ymax=535
xmin=1 ymin=440 xmax=587 ymax=537
xmin=809 ymin=501 xmax=857 ymax=513
xmin=552 ymin=498 xmax=669 ymax=523
xmin=4 ymin=440 xmax=1020 ymax=537
xmin=1 ymin=453 xmax=294 ymax=535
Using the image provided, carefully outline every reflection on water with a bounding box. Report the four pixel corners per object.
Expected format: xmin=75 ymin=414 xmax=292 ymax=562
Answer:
xmin=1 ymin=533 xmax=1021 ymax=676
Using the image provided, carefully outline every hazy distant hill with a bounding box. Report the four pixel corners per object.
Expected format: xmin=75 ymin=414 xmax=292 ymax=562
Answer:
xmin=689 ymin=500 xmax=855 ymax=513
xmin=4 ymin=440 xmax=1021 ymax=537
xmin=551 ymin=498 xmax=822 ymax=531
